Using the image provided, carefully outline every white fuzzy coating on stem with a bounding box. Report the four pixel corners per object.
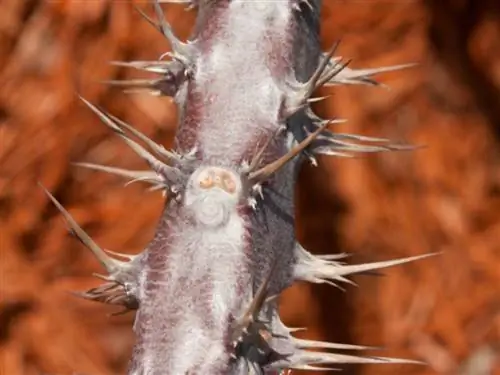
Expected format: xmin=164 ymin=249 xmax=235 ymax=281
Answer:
xmin=130 ymin=200 xmax=250 ymax=374
xmin=187 ymin=1 xmax=293 ymax=164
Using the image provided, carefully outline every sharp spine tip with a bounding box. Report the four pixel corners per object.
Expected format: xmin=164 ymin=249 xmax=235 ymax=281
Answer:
xmin=38 ymin=182 xmax=119 ymax=273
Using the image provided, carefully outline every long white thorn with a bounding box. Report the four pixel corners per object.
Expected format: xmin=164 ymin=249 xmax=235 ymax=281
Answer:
xmin=325 ymin=60 xmax=418 ymax=87
xmin=294 ymin=242 xmax=439 ymax=285
xmin=293 ymin=337 xmax=379 ymax=351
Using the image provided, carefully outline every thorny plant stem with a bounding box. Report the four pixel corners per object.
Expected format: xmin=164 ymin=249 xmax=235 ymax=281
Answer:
xmin=40 ymin=1 xmax=437 ymax=374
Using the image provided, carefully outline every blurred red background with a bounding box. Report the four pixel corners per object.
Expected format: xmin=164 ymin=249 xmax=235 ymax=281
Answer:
xmin=1 ymin=1 xmax=499 ymax=375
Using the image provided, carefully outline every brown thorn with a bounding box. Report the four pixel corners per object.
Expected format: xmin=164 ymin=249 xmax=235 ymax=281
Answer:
xmin=78 ymin=96 xmax=180 ymax=181
xmin=130 ymin=0 xmax=162 ymax=34
xmin=151 ymin=0 xmax=189 ymax=56
xmin=39 ymin=183 xmax=118 ymax=273
xmin=108 ymin=113 xmax=180 ymax=163
xmin=245 ymin=259 xmax=278 ymax=323
xmin=109 ymin=308 xmax=133 ymax=317
xmin=248 ymin=120 xmax=331 ymax=182
xmin=317 ymin=58 xmax=353 ymax=88
xmin=306 ymin=40 xmax=341 ymax=96
xmin=73 ymin=162 xmax=161 ymax=185
xmin=100 ymin=78 xmax=162 ymax=88
xmin=247 ymin=126 xmax=286 ymax=173
xmin=231 ymin=259 xmax=279 ymax=344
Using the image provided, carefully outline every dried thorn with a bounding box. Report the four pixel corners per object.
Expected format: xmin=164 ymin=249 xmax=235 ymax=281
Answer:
xmin=151 ymin=0 xmax=192 ymax=60
xmin=123 ymin=175 xmax=163 ymax=188
xmin=39 ymin=183 xmax=119 ymax=273
xmin=78 ymin=96 xmax=182 ymax=185
xmin=281 ymin=41 xmax=342 ymax=118
xmin=122 ymin=88 xmax=163 ymax=96
xmin=148 ymin=184 xmax=167 ymax=193
xmin=158 ymin=0 xmax=192 ymax=3
xmin=107 ymin=113 xmax=181 ymax=164
xmin=100 ymin=78 xmax=161 ymax=88
xmin=100 ymin=76 xmax=181 ymax=97
xmin=109 ymin=307 xmax=133 ymax=317
xmin=73 ymin=162 xmax=162 ymax=186
xmin=92 ymin=273 xmax=115 ymax=282
xmin=317 ymin=58 xmax=353 ymax=89
xmin=275 ymin=350 xmax=425 ymax=371
xmin=253 ymin=184 xmax=264 ymax=200
xmin=313 ymin=130 xmax=389 ymax=143
xmin=306 ymin=95 xmax=330 ymax=104
xmin=248 ymin=120 xmax=331 ymax=182
xmin=246 ymin=126 xmax=286 ymax=173
xmin=104 ymin=249 xmax=137 ymax=261
xmin=109 ymin=60 xmax=174 ymax=74
xmin=326 ymin=62 xmax=418 ymax=87
xmin=248 ymin=197 xmax=258 ymax=210
xmin=306 ymin=40 xmax=341 ymax=97
xmin=78 ymin=95 xmax=122 ymax=132
xmin=231 ymin=260 xmax=278 ymax=344
xmin=302 ymin=0 xmax=314 ymax=10
xmin=289 ymin=364 xmax=338 ymax=371
xmin=336 ymin=252 xmax=440 ymax=278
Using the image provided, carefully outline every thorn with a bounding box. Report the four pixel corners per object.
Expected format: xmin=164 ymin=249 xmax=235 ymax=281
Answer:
xmin=100 ymin=75 xmax=182 ymax=97
xmin=150 ymin=0 xmax=193 ymax=61
xmin=281 ymin=41 xmax=351 ymax=117
xmin=92 ymin=273 xmax=115 ymax=282
xmin=294 ymin=242 xmax=440 ymax=287
xmin=78 ymin=95 xmax=122 ymax=132
xmin=123 ymin=175 xmax=163 ymax=188
xmin=248 ymin=197 xmax=258 ymax=210
xmin=245 ymin=126 xmax=286 ymax=174
xmin=73 ymin=162 xmax=163 ymax=187
xmin=288 ymin=364 xmax=337 ymax=371
xmin=248 ymin=120 xmax=331 ymax=183
xmin=108 ymin=308 xmax=133 ymax=317
xmin=39 ymin=183 xmax=119 ymax=273
xmin=336 ymin=252 xmax=441 ymax=278
xmin=301 ymin=0 xmax=314 ymax=10
xmin=78 ymin=96 xmax=183 ymax=185
xmin=316 ymin=58 xmax=353 ymax=89
xmin=109 ymin=60 xmax=176 ymax=74
xmin=100 ymin=78 xmax=162 ymax=88
xmin=324 ymin=59 xmax=418 ymax=87
xmin=104 ymin=249 xmax=137 ymax=261
xmin=306 ymin=95 xmax=330 ymax=104
xmin=310 ymin=147 xmax=355 ymax=158
xmin=293 ymin=337 xmax=381 ymax=351
xmin=252 ymin=184 xmax=264 ymax=199
xmin=122 ymin=88 xmax=164 ymax=96
xmin=106 ymin=113 xmax=181 ymax=164
xmin=230 ymin=260 xmax=278 ymax=344
xmin=305 ymin=40 xmax=341 ymax=98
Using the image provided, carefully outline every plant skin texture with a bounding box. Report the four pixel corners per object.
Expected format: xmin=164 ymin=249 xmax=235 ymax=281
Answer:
xmin=40 ymin=1 xmax=438 ymax=374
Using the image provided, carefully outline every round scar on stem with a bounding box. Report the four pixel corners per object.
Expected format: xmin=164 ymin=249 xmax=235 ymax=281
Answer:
xmin=195 ymin=167 xmax=239 ymax=194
